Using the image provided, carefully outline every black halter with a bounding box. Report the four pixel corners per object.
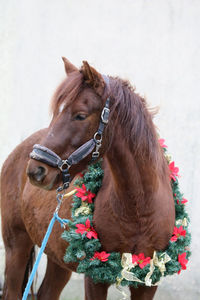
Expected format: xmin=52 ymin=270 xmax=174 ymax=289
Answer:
xmin=30 ymin=79 xmax=110 ymax=190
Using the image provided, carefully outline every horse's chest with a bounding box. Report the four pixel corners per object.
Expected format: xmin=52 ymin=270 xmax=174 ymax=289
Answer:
xmin=93 ymin=203 xmax=138 ymax=253
xmin=22 ymin=183 xmax=58 ymax=244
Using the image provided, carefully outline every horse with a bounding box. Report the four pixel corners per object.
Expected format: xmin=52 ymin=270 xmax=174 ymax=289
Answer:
xmin=0 ymin=58 xmax=175 ymax=300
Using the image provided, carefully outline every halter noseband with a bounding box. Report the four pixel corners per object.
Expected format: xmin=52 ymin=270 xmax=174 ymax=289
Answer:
xmin=30 ymin=77 xmax=110 ymax=190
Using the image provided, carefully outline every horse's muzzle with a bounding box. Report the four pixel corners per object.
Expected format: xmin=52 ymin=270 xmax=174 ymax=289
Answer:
xmin=27 ymin=165 xmax=47 ymax=183
xmin=26 ymin=159 xmax=61 ymax=190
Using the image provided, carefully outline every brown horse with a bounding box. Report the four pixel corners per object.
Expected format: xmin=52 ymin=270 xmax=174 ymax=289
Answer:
xmin=1 ymin=58 xmax=175 ymax=300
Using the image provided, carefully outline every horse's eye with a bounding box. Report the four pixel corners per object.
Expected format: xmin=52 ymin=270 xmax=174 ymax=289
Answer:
xmin=74 ymin=114 xmax=87 ymax=121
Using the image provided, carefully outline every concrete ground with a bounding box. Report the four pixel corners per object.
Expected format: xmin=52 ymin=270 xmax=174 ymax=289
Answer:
xmin=59 ymin=274 xmax=200 ymax=300
xmin=29 ymin=262 xmax=200 ymax=300
xmin=21 ymin=275 xmax=200 ymax=300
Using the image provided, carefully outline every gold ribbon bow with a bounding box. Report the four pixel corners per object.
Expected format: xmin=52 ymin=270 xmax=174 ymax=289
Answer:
xmin=119 ymin=251 xmax=171 ymax=288
xmin=116 ymin=253 xmax=141 ymax=300
xmin=176 ymin=218 xmax=188 ymax=227
xmin=120 ymin=253 xmax=144 ymax=283
xmin=74 ymin=202 xmax=91 ymax=217
xmin=145 ymin=251 xmax=171 ymax=286
xmin=153 ymin=251 xmax=171 ymax=276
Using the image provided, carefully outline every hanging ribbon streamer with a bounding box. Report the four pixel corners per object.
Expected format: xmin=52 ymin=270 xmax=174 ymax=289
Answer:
xmin=153 ymin=252 xmax=171 ymax=275
xmin=120 ymin=253 xmax=144 ymax=283
xmin=144 ymin=251 xmax=171 ymax=286
xmin=115 ymin=283 xmax=129 ymax=300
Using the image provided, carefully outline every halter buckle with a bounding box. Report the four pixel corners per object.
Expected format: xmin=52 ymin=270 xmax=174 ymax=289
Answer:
xmin=101 ymin=107 xmax=110 ymax=124
xmin=58 ymin=160 xmax=71 ymax=172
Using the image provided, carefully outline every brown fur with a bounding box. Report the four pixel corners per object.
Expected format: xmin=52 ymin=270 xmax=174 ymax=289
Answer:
xmin=1 ymin=58 xmax=175 ymax=300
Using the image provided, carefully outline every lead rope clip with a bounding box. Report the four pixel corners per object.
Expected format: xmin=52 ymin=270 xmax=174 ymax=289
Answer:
xmin=92 ymin=132 xmax=102 ymax=158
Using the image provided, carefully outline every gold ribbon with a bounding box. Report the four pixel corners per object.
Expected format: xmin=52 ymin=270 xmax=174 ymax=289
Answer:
xmin=145 ymin=251 xmax=171 ymax=286
xmin=63 ymin=189 xmax=91 ymax=216
xmin=176 ymin=218 xmax=188 ymax=227
xmin=144 ymin=259 xmax=155 ymax=286
xmin=165 ymin=154 xmax=172 ymax=163
xmin=120 ymin=253 xmax=144 ymax=284
xmin=153 ymin=251 xmax=171 ymax=275
xmin=119 ymin=251 xmax=171 ymax=288
xmin=74 ymin=202 xmax=91 ymax=216
xmin=63 ymin=189 xmax=76 ymax=199
xmin=115 ymin=282 xmax=129 ymax=300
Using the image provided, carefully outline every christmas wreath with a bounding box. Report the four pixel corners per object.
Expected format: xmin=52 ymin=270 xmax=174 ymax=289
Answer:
xmin=62 ymin=139 xmax=191 ymax=287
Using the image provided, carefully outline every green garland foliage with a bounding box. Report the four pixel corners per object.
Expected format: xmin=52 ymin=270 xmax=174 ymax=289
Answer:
xmin=62 ymin=145 xmax=191 ymax=287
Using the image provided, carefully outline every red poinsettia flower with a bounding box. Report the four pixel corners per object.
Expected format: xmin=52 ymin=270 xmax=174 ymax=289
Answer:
xmin=75 ymin=218 xmax=98 ymax=239
xmin=90 ymin=251 xmax=110 ymax=262
xmin=169 ymin=161 xmax=179 ymax=181
xmin=177 ymin=198 xmax=188 ymax=205
xmin=76 ymin=184 xmax=96 ymax=203
xmin=158 ymin=138 xmax=167 ymax=148
xmin=178 ymin=252 xmax=188 ymax=274
xmin=132 ymin=253 xmax=151 ymax=269
xmin=170 ymin=226 xmax=186 ymax=242
xmin=181 ymin=198 xmax=188 ymax=204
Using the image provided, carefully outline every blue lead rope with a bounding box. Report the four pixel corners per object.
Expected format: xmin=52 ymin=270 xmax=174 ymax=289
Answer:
xmin=22 ymin=211 xmax=69 ymax=300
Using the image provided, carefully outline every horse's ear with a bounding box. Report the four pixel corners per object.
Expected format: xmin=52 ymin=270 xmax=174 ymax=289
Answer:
xmin=62 ymin=57 xmax=78 ymax=74
xmin=81 ymin=61 xmax=105 ymax=95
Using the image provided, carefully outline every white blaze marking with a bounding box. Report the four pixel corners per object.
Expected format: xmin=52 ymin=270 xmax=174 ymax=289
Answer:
xmin=59 ymin=102 xmax=65 ymax=113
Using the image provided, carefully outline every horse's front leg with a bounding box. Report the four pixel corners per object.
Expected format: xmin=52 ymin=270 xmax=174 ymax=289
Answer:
xmin=129 ymin=285 xmax=157 ymax=300
xmin=84 ymin=276 xmax=110 ymax=300
xmin=2 ymin=230 xmax=34 ymax=300
xmin=37 ymin=257 xmax=72 ymax=300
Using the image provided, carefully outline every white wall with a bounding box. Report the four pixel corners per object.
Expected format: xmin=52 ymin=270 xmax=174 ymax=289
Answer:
xmin=0 ymin=1 xmax=200 ymax=299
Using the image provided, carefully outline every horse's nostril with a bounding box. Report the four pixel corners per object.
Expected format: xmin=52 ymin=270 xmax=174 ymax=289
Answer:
xmin=34 ymin=166 xmax=46 ymax=182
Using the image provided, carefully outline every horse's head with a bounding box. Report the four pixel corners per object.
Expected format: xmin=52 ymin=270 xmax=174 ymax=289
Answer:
xmin=27 ymin=58 xmax=110 ymax=190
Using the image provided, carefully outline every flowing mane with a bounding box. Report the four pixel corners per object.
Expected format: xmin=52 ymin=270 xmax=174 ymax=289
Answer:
xmin=108 ymin=76 xmax=161 ymax=166
xmin=51 ymin=72 xmax=160 ymax=168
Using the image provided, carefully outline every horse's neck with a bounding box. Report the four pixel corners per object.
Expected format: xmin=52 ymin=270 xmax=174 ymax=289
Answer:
xmin=106 ymin=129 xmax=160 ymax=220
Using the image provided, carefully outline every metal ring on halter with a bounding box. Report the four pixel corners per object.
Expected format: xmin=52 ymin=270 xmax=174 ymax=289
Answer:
xmin=58 ymin=160 xmax=71 ymax=172
xmin=94 ymin=132 xmax=102 ymax=144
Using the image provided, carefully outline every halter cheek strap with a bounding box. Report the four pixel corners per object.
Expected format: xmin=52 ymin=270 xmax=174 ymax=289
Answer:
xmin=92 ymin=96 xmax=110 ymax=159
xmin=29 ymin=76 xmax=110 ymax=190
